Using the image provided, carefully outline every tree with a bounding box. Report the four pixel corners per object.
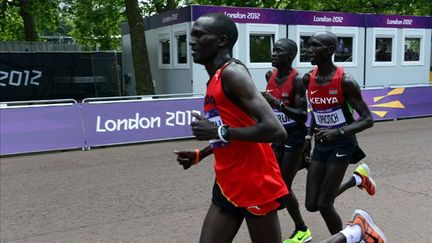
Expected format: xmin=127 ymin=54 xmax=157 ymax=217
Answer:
xmin=0 ymin=0 xmax=60 ymax=41
xmin=63 ymin=0 xmax=126 ymax=50
xmin=125 ymin=0 xmax=154 ymax=95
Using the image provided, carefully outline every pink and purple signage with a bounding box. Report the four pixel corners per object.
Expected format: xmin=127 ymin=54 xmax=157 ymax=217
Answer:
xmin=366 ymin=14 xmax=432 ymax=28
xmin=80 ymin=98 xmax=204 ymax=147
xmin=0 ymin=104 xmax=85 ymax=155
xmin=288 ymin=10 xmax=365 ymax=27
xmin=192 ymin=5 xmax=289 ymax=24
xmin=144 ymin=5 xmax=431 ymax=30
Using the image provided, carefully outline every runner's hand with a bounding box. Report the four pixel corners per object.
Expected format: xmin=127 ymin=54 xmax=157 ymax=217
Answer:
xmin=174 ymin=150 xmax=197 ymax=170
xmin=261 ymin=92 xmax=279 ymax=107
xmin=315 ymin=127 xmax=338 ymax=143
xmin=302 ymin=139 xmax=312 ymax=161
xmin=191 ymin=113 xmax=218 ymax=140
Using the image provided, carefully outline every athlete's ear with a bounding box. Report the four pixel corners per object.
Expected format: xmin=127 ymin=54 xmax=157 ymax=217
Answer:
xmin=328 ymin=44 xmax=336 ymax=55
xmin=218 ymin=34 xmax=229 ymax=48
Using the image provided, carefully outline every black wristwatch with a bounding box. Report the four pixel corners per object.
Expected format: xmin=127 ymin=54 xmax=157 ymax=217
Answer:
xmin=218 ymin=125 xmax=230 ymax=142
xmin=337 ymin=127 xmax=345 ymax=137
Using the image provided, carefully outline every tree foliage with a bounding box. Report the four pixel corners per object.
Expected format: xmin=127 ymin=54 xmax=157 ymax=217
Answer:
xmin=62 ymin=0 xmax=127 ymax=50
xmin=0 ymin=0 xmax=60 ymax=41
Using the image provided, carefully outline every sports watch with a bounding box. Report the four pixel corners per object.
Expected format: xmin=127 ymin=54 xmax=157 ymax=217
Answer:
xmin=337 ymin=127 xmax=346 ymax=136
xmin=218 ymin=125 xmax=230 ymax=143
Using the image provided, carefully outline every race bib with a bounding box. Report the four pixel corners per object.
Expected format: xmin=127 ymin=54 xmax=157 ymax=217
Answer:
xmin=274 ymin=110 xmax=296 ymax=127
xmin=205 ymin=109 xmax=229 ymax=148
xmin=313 ymin=108 xmax=346 ymax=128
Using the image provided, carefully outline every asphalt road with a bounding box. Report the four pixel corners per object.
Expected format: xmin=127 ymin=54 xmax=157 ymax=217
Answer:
xmin=1 ymin=117 xmax=431 ymax=243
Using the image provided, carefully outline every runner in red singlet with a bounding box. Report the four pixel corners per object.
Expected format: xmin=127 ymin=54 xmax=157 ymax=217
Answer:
xmin=303 ymin=31 xmax=376 ymax=235
xmin=174 ymin=13 xmax=288 ymax=243
xmin=262 ymin=38 xmax=312 ymax=243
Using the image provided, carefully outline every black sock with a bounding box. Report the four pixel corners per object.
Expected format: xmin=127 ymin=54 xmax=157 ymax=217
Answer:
xmin=295 ymin=224 xmax=308 ymax=232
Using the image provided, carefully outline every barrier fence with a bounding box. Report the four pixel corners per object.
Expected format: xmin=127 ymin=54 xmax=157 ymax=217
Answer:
xmin=1 ymin=86 xmax=431 ymax=155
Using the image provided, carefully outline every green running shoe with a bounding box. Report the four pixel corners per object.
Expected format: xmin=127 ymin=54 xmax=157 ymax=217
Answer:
xmin=283 ymin=228 xmax=312 ymax=243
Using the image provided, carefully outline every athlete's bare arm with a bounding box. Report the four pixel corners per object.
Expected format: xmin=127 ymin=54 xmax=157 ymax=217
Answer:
xmin=340 ymin=73 xmax=374 ymax=134
xmin=175 ymin=145 xmax=213 ymax=170
xmin=315 ymin=73 xmax=373 ymax=142
xmin=303 ymin=71 xmax=312 ymax=89
xmin=284 ymin=75 xmax=308 ymax=124
xmin=222 ymin=62 xmax=287 ymax=142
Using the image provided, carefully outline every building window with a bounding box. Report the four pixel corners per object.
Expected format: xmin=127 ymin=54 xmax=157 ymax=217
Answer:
xmin=375 ymin=38 xmax=392 ymax=62
xmin=335 ymin=37 xmax=353 ymax=63
xmin=404 ymin=37 xmax=420 ymax=62
xmin=160 ymin=39 xmax=170 ymax=65
xmin=299 ymin=35 xmax=311 ymax=63
xmin=176 ymin=34 xmax=187 ymax=64
xmin=249 ymin=34 xmax=274 ymax=63
xmin=372 ymin=28 xmax=397 ymax=66
xmin=402 ymin=29 xmax=425 ymax=66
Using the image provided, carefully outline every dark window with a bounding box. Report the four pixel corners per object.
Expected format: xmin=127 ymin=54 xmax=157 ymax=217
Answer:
xmin=375 ymin=38 xmax=392 ymax=62
xmin=176 ymin=34 xmax=187 ymax=64
xmin=160 ymin=39 xmax=170 ymax=65
xmin=404 ymin=37 xmax=420 ymax=62
xmin=250 ymin=34 xmax=273 ymax=63
xmin=335 ymin=37 xmax=353 ymax=62
xmin=300 ymin=35 xmax=311 ymax=63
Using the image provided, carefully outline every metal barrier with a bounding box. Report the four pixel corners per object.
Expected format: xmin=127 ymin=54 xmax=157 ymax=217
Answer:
xmin=0 ymin=99 xmax=86 ymax=155
xmin=1 ymin=88 xmax=431 ymax=156
xmin=80 ymin=93 xmax=204 ymax=148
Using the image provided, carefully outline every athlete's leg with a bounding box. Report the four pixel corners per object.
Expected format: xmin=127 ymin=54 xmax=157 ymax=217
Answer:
xmin=320 ymin=233 xmax=347 ymax=243
xmin=280 ymin=148 xmax=306 ymax=228
xmin=337 ymin=176 xmax=356 ymax=196
xmin=305 ymin=161 xmax=327 ymax=212
xmin=245 ymin=210 xmax=282 ymax=243
xmin=338 ymin=163 xmax=376 ymax=196
xmin=199 ymin=202 xmax=244 ymax=243
xmin=316 ymin=162 xmax=349 ymax=234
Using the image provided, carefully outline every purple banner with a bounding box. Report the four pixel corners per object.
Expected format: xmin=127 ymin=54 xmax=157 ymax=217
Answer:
xmin=288 ymin=10 xmax=365 ymax=27
xmin=81 ymin=98 xmax=204 ymax=147
xmin=0 ymin=104 xmax=85 ymax=155
xmin=192 ymin=5 xmax=289 ymax=24
xmin=366 ymin=14 xmax=432 ymax=28
xmin=145 ymin=6 xmax=192 ymax=30
xmin=144 ymin=5 xmax=431 ymax=30
xmin=360 ymin=86 xmax=432 ymax=120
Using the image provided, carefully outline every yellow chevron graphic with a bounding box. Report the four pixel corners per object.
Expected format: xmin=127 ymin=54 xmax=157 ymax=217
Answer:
xmin=371 ymin=100 xmax=405 ymax=109
xmin=371 ymin=110 xmax=388 ymax=117
xmin=373 ymin=96 xmax=385 ymax=102
xmin=387 ymin=87 xmax=405 ymax=96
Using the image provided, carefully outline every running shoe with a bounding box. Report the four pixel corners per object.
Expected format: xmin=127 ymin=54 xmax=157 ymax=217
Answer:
xmin=354 ymin=163 xmax=377 ymax=196
xmin=348 ymin=209 xmax=388 ymax=243
xmin=283 ymin=228 xmax=312 ymax=243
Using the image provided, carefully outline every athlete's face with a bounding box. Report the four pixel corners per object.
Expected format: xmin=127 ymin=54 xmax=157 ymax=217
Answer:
xmin=308 ymin=34 xmax=333 ymax=65
xmin=271 ymin=41 xmax=293 ymax=68
xmin=189 ymin=17 xmax=221 ymax=65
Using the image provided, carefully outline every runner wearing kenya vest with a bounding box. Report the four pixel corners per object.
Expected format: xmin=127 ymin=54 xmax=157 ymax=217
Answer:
xmin=303 ymin=31 xmax=376 ymax=236
xmin=262 ymin=38 xmax=312 ymax=243
xmin=307 ymin=66 xmax=357 ymax=147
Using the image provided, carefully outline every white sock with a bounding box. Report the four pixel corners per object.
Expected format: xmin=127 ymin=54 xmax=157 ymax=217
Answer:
xmin=341 ymin=224 xmax=362 ymax=243
xmin=353 ymin=174 xmax=362 ymax=186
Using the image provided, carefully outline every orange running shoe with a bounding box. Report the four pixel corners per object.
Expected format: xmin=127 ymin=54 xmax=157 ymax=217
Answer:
xmin=348 ymin=209 xmax=387 ymax=243
xmin=354 ymin=163 xmax=377 ymax=196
